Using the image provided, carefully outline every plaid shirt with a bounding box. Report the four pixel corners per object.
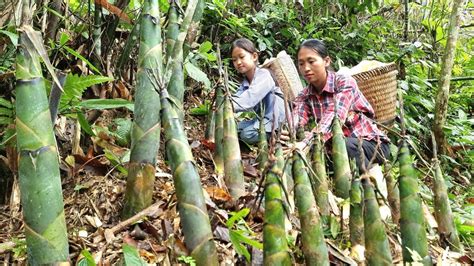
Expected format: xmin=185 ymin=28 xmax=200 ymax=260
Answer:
xmin=293 ymin=71 xmax=388 ymax=143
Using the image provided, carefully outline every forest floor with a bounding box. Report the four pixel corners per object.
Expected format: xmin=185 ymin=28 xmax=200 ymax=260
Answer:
xmin=0 ymin=93 xmax=472 ymax=265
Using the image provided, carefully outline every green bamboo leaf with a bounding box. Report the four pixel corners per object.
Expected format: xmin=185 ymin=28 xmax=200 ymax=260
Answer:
xmin=229 ymin=231 xmax=251 ymax=262
xmin=0 ymin=30 xmax=18 ymax=46
xmin=232 ymin=232 xmax=263 ymax=249
xmin=226 ymin=208 xmax=250 ymax=228
xmin=122 ymin=245 xmax=147 ymax=266
xmin=0 ymin=107 xmax=13 ymax=117
xmin=78 ymin=99 xmax=134 ymax=111
xmin=184 ymin=62 xmax=211 ymax=89
xmin=63 ymin=45 xmax=101 ymax=74
xmin=0 ymin=98 xmax=13 ymax=109
xmin=0 ymin=116 xmax=13 ymax=125
xmin=76 ymin=112 xmax=95 ymax=136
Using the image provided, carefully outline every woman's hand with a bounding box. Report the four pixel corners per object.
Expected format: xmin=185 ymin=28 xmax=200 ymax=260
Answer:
xmin=283 ymin=140 xmax=308 ymax=155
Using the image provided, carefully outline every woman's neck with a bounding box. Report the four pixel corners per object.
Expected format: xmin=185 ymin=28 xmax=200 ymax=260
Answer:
xmin=245 ymin=66 xmax=257 ymax=84
xmin=311 ymin=72 xmax=328 ymax=94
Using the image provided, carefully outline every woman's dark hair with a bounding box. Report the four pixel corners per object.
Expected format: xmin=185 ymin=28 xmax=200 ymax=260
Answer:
xmin=298 ymin=39 xmax=329 ymax=58
xmin=232 ymin=38 xmax=258 ymax=54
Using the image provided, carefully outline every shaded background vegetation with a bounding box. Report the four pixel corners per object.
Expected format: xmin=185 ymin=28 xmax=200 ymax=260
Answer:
xmin=0 ymin=0 xmax=473 ymax=262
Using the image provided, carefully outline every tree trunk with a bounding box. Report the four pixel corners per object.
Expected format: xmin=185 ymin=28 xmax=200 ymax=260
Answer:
xmin=432 ymin=0 xmax=466 ymax=154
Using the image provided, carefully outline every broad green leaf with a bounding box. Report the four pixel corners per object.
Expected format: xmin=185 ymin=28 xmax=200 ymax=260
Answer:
xmin=122 ymin=244 xmax=147 ymax=266
xmin=0 ymin=30 xmax=18 ymax=46
xmin=77 ymin=249 xmax=96 ymax=266
xmin=198 ymin=41 xmax=213 ymax=53
xmin=78 ymin=99 xmax=134 ymax=111
xmin=59 ymin=32 xmax=70 ymax=46
xmin=184 ymin=62 xmax=211 ymax=89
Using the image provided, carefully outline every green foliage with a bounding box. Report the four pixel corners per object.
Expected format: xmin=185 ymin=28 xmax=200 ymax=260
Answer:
xmin=59 ymin=74 xmax=114 ymax=112
xmin=122 ymin=244 xmax=147 ymax=266
xmin=77 ymin=249 xmax=97 ymax=266
xmin=226 ymin=208 xmax=263 ymax=262
xmin=177 ymin=255 xmax=197 ymax=266
xmin=11 ymin=238 xmax=27 ymax=259
xmin=189 ymin=100 xmax=210 ymax=116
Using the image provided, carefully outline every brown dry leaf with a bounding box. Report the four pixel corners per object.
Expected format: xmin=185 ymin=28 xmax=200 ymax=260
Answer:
xmin=94 ymin=0 xmax=131 ymax=23
xmin=205 ymin=186 xmax=232 ymax=202
xmin=243 ymin=162 xmax=258 ymax=177
xmin=115 ymin=81 xmax=130 ymax=100
xmin=139 ymin=249 xmax=158 ymax=263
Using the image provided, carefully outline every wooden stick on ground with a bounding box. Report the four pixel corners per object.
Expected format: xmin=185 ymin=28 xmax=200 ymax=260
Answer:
xmin=94 ymin=202 xmax=162 ymax=243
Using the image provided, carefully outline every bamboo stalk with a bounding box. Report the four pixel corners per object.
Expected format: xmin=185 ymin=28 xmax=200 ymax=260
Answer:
xmin=123 ymin=0 xmax=162 ymax=218
xmin=256 ymin=105 xmax=268 ymax=172
xmin=399 ymin=140 xmax=432 ymax=265
xmin=310 ymin=134 xmax=329 ymax=219
xmin=15 ymin=26 xmax=69 ymax=263
xmin=431 ymin=135 xmax=462 ymax=252
xmin=362 ymin=177 xmax=393 ymax=265
xmin=349 ymin=178 xmax=364 ymax=257
xmin=214 ymin=85 xmax=224 ymax=175
xmin=293 ymin=151 xmax=329 ymax=265
xmin=223 ymin=93 xmax=245 ymax=199
xmin=161 ymin=89 xmax=218 ymax=265
xmin=332 ymin=117 xmax=351 ymax=199
xmin=263 ymin=146 xmax=291 ymax=265
xmin=384 ymin=160 xmax=400 ymax=224
xmin=204 ymin=106 xmax=216 ymax=143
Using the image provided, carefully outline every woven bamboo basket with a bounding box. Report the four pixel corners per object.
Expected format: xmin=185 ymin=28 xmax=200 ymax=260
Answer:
xmin=351 ymin=62 xmax=398 ymax=125
xmin=261 ymin=51 xmax=304 ymax=101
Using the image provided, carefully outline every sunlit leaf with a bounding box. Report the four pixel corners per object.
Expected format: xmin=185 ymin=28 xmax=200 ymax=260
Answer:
xmin=184 ymin=62 xmax=211 ymax=89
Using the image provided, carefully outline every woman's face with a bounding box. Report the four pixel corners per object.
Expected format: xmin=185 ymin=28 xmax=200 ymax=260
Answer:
xmin=297 ymin=47 xmax=330 ymax=88
xmin=232 ymin=47 xmax=257 ymax=75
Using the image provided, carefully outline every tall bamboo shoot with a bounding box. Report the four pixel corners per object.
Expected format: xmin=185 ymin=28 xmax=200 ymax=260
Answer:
xmin=263 ymin=146 xmax=291 ymax=265
xmin=16 ymin=28 xmax=69 ymax=264
xmin=362 ymin=177 xmax=393 ymax=265
xmin=223 ymin=94 xmax=245 ymax=199
xmin=332 ymin=117 xmax=351 ymax=199
xmin=161 ymin=90 xmax=218 ymax=265
xmin=293 ymin=151 xmax=329 ymax=265
xmin=123 ymin=0 xmax=162 ymax=218
xmin=399 ymin=141 xmax=432 ymax=265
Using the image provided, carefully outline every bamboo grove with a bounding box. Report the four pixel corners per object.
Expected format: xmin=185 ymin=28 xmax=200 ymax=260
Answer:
xmin=6 ymin=0 xmax=468 ymax=264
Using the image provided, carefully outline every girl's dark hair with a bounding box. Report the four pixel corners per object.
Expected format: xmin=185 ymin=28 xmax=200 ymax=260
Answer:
xmin=232 ymin=38 xmax=258 ymax=54
xmin=298 ymin=39 xmax=329 ymax=58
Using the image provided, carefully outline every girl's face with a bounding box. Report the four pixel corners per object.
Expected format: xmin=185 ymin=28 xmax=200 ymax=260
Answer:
xmin=297 ymin=47 xmax=330 ymax=88
xmin=232 ymin=47 xmax=258 ymax=76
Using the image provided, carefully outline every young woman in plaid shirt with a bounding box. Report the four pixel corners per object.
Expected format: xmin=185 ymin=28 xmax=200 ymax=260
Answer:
xmin=292 ymin=39 xmax=390 ymax=170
